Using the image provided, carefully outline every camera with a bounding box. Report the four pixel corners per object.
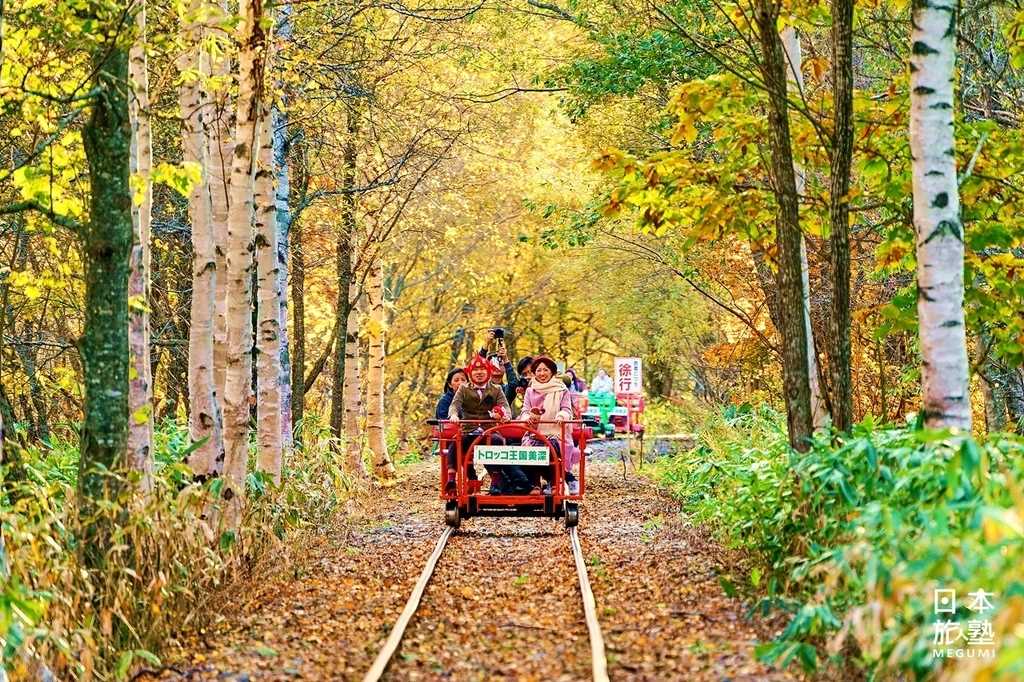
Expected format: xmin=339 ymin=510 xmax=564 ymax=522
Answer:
xmin=490 ymin=327 xmax=506 ymax=339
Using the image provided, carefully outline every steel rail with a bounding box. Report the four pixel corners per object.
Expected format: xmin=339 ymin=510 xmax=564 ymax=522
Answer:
xmin=362 ymin=527 xmax=454 ymax=682
xmin=570 ymin=526 xmax=609 ymax=682
xmin=364 ymin=524 xmax=607 ymax=681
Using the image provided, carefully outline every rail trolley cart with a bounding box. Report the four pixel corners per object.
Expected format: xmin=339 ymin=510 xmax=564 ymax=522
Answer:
xmin=429 ymin=419 xmax=592 ymax=529
xmin=583 ymin=391 xmax=618 ymax=438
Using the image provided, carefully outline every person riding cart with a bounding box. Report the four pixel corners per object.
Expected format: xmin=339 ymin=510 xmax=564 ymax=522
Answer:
xmin=448 ymin=354 xmax=532 ymax=495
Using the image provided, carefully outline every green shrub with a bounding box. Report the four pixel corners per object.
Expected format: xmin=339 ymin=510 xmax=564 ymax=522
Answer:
xmin=653 ymin=409 xmax=1024 ymax=680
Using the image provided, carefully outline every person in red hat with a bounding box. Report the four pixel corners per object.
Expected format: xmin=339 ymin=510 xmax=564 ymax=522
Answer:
xmin=448 ymin=354 xmax=531 ymax=495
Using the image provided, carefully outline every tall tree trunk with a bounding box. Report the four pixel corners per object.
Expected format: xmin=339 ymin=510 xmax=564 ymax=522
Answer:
xmin=909 ymin=0 xmax=971 ymax=430
xmin=755 ymin=1 xmax=813 ymax=450
xmin=827 ymin=0 xmax=855 ymax=432
xmin=330 ymin=109 xmax=359 ymax=441
xmin=344 ymin=294 xmax=367 ymax=476
xmin=180 ymin=0 xmax=225 ymax=478
xmin=273 ymin=108 xmax=293 ymax=455
xmin=1004 ymin=367 xmax=1024 ymax=430
xmin=273 ymin=4 xmax=294 ymax=456
xmin=255 ymin=109 xmax=283 ymax=482
xmin=222 ymin=0 xmax=268 ymax=526
xmin=290 ymin=214 xmax=305 ymax=448
xmin=209 ymin=0 xmax=234 ymax=407
xmin=78 ymin=37 xmax=133 ymax=556
xmin=780 ymin=26 xmax=829 ymax=431
xmin=366 ymin=258 xmax=395 ymax=478
xmin=13 ymin=326 xmax=50 ymax=442
xmin=127 ymin=1 xmax=154 ymax=487
xmin=975 ymin=336 xmax=1007 ymax=432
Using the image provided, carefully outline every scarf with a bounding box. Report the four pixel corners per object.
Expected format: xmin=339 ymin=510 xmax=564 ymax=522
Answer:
xmin=530 ymin=377 xmax=568 ymax=421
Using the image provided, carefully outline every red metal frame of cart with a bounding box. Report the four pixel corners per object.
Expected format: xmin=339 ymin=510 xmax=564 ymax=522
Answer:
xmin=432 ymin=419 xmax=588 ymax=519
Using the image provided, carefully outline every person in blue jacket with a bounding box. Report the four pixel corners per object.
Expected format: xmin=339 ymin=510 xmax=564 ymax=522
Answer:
xmin=435 ymin=368 xmax=468 ymax=420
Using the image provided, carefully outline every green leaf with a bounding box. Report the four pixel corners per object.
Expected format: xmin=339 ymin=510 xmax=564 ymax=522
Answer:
xmin=134 ymin=649 xmax=161 ymax=666
xmin=115 ymin=651 xmax=134 ymax=680
xmin=219 ymin=530 xmax=237 ymax=552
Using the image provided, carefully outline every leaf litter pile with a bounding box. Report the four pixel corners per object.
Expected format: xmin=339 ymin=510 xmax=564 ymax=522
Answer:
xmin=154 ymin=460 xmax=795 ymax=681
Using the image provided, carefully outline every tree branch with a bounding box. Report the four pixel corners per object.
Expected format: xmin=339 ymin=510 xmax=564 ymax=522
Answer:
xmin=0 ymin=201 xmax=81 ymax=231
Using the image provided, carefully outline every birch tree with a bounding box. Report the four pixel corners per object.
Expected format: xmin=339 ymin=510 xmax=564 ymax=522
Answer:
xmin=780 ymin=26 xmax=829 ymax=431
xmin=255 ymin=108 xmax=284 ymax=482
xmin=909 ymin=0 xmax=971 ymax=429
xmin=209 ymin=0 xmax=234 ymax=406
xmin=274 ymin=106 xmax=293 ymax=455
xmin=273 ymin=4 xmax=294 ymax=455
xmin=345 ymin=288 xmax=368 ymax=477
xmin=366 ymin=257 xmax=395 ymax=478
xmin=127 ymin=0 xmax=154 ymax=487
xmin=222 ymin=0 xmax=268 ymax=524
xmin=180 ymin=0 xmax=225 ymax=478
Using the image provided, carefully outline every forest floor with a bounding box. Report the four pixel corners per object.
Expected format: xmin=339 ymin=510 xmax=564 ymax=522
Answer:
xmin=151 ymin=456 xmax=797 ymax=681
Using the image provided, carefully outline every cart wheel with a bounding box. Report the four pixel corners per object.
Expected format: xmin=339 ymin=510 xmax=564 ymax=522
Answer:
xmin=564 ymin=502 xmax=579 ymax=528
xmin=445 ymin=502 xmax=461 ymax=529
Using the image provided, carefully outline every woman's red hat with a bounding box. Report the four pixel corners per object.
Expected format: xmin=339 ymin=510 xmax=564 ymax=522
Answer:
xmin=531 ymin=355 xmax=558 ymax=375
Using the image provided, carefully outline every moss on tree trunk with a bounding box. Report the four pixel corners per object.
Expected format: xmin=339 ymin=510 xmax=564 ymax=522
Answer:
xmin=77 ymin=45 xmax=133 ymax=553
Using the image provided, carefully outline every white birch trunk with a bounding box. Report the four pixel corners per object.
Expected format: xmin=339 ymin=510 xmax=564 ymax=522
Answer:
xmin=209 ymin=0 xmax=233 ymax=407
xmin=366 ymin=258 xmax=395 ymax=478
xmin=179 ymin=0 xmax=225 ymax=477
xmin=255 ymin=109 xmax=283 ymax=483
xmin=222 ymin=0 xmax=267 ymax=526
xmin=273 ymin=4 xmax=293 ymax=454
xmin=909 ymin=1 xmax=971 ymax=430
xmin=274 ymin=112 xmax=293 ymax=454
xmin=128 ymin=2 xmax=154 ymax=487
xmin=781 ymin=25 xmax=830 ymax=430
xmin=344 ymin=290 xmax=368 ymax=477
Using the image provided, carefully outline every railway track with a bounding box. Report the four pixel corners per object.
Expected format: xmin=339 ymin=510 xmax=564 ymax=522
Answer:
xmin=362 ymin=526 xmax=609 ymax=682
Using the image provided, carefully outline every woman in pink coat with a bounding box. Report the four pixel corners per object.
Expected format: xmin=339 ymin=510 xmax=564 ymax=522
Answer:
xmin=518 ymin=356 xmax=580 ymax=494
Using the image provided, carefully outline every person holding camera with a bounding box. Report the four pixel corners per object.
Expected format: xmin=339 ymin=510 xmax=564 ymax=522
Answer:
xmin=480 ymin=328 xmax=534 ymax=411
